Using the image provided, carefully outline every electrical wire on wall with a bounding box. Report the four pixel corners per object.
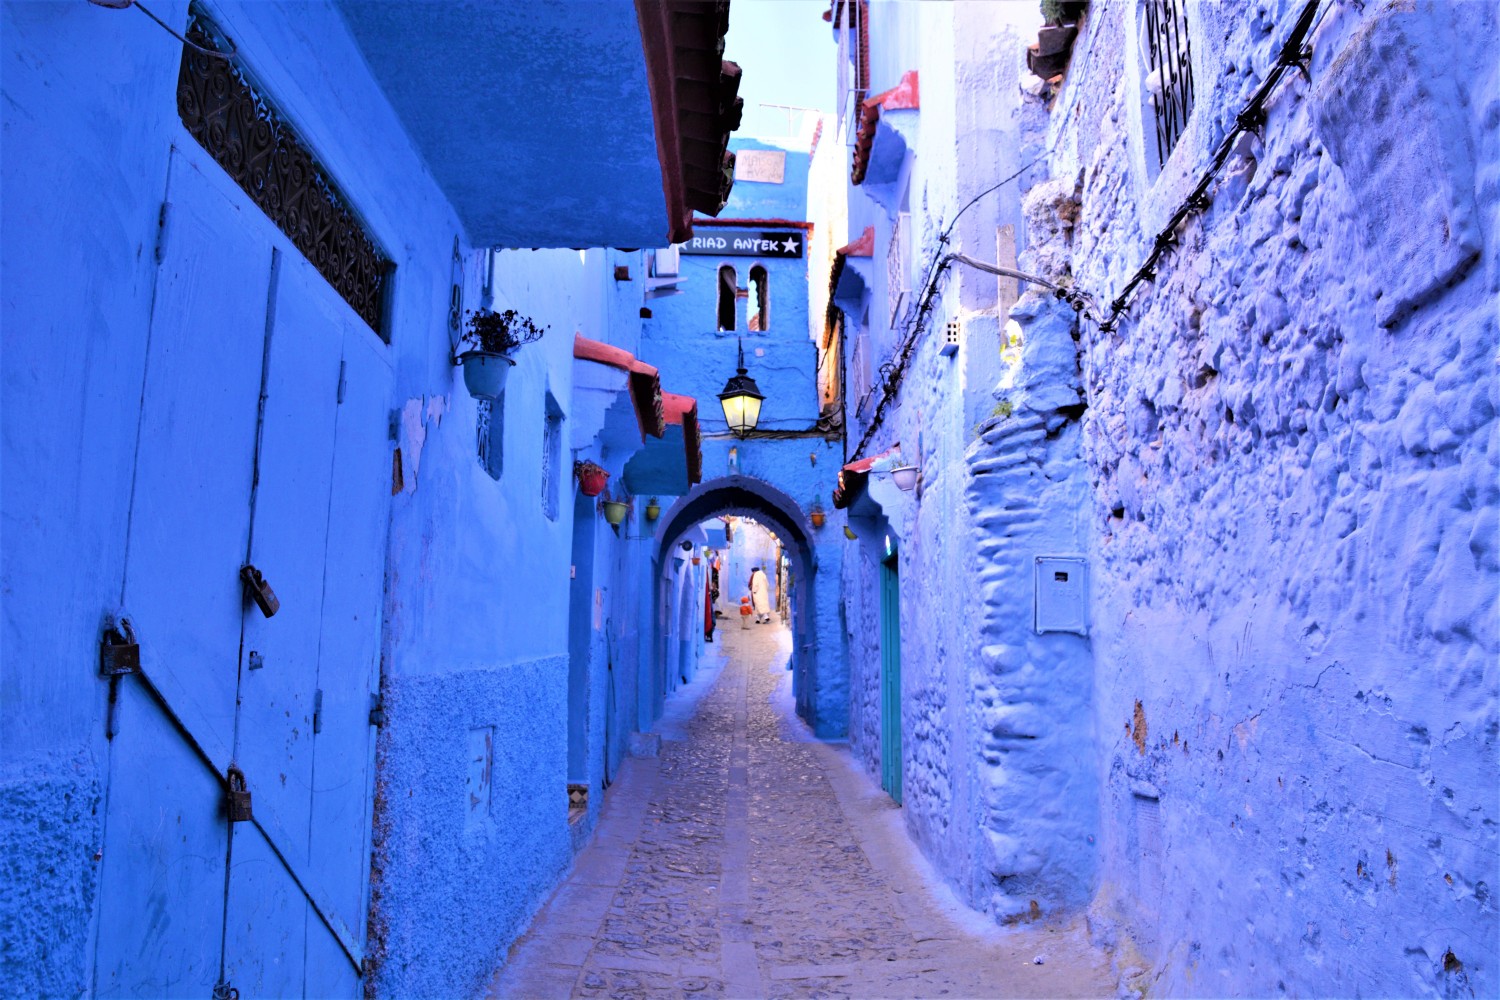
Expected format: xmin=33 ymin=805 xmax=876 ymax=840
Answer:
xmin=845 ymin=0 xmax=1325 ymax=465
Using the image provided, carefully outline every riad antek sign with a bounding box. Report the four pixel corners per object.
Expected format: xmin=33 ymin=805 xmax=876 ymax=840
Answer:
xmin=682 ymin=228 xmax=804 ymax=259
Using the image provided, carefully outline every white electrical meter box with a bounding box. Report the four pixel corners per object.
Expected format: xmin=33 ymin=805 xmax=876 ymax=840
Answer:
xmin=1034 ymin=555 xmax=1088 ymax=635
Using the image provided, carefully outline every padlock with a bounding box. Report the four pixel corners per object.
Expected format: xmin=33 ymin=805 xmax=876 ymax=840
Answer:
xmin=240 ymin=564 xmax=280 ymax=618
xmin=99 ymin=621 xmax=140 ymax=676
xmin=225 ymin=766 xmax=253 ymax=823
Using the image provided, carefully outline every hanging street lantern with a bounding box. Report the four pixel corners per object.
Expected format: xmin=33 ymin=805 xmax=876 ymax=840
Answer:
xmin=718 ymin=338 xmax=765 ymax=438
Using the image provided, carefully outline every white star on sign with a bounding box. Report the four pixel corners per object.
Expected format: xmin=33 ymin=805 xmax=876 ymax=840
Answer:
xmin=782 ymin=237 xmax=799 ymax=254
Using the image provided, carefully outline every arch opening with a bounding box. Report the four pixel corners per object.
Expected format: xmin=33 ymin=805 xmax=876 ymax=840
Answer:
xmin=649 ymin=475 xmax=823 ymax=730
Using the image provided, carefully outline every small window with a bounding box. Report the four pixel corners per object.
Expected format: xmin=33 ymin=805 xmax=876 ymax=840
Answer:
xmin=1141 ymin=0 xmax=1195 ymax=171
xmin=888 ymin=213 xmax=911 ymax=323
xmin=542 ymin=392 xmax=564 ymax=520
xmin=717 ymin=265 xmax=737 ymax=331
xmin=748 ymin=265 xmax=769 ymax=331
xmin=477 ymin=398 xmax=503 ymax=480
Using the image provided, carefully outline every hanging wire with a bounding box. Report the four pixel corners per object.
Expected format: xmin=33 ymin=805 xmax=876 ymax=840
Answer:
xmin=845 ymin=0 xmax=1323 ymax=464
xmin=91 ymin=0 xmax=237 ymax=59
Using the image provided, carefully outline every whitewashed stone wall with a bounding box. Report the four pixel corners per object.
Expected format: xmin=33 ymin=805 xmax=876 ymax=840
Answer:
xmin=1048 ymin=1 xmax=1498 ymax=995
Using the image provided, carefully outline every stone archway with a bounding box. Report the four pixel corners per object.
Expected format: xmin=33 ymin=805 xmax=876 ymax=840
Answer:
xmin=652 ymin=475 xmax=823 ymax=729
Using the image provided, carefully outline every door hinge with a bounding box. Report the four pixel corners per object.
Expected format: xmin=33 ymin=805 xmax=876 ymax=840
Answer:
xmin=336 ymin=359 xmax=347 ymax=405
xmin=368 ymin=693 xmax=385 ymax=728
xmin=312 ymin=688 xmax=324 ymax=734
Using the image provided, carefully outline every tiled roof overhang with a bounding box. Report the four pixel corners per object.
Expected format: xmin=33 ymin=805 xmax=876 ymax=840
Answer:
xmin=664 ymin=392 xmax=703 ymax=485
xmin=832 ymin=444 xmax=899 ymax=509
xmin=637 ymin=0 xmax=745 ymax=243
xmin=827 ymin=225 xmax=874 ymax=319
xmin=574 ymin=335 xmax=667 ymax=440
xmin=851 ymin=70 xmax=919 ymax=186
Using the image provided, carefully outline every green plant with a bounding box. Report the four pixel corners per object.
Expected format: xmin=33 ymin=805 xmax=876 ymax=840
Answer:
xmin=992 ymin=399 xmax=1014 ymax=419
xmin=1040 ymin=0 xmax=1087 ymax=26
xmin=464 ymin=308 xmax=547 ymax=354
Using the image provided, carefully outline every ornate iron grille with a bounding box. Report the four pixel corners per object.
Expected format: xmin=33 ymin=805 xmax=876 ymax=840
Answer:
xmin=1143 ymin=0 xmax=1195 ymax=170
xmin=176 ymin=10 xmax=393 ymax=337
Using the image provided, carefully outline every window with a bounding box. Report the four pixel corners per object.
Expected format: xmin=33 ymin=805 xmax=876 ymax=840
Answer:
xmin=477 ymin=398 xmax=503 ymax=480
xmin=176 ymin=7 xmax=393 ymax=337
xmin=1141 ymin=0 xmax=1195 ymax=170
xmin=717 ymin=265 xmax=737 ymax=331
xmin=748 ymin=265 xmax=769 ymax=331
xmin=888 ymin=212 xmax=911 ymax=323
xmin=542 ymin=392 xmax=564 ymax=520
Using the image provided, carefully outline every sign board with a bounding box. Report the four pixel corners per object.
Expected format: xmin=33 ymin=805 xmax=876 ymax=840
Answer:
xmin=682 ymin=229 xmax=804 ymax=259
xmin=734 ymin=150 xmax=786 ymax=183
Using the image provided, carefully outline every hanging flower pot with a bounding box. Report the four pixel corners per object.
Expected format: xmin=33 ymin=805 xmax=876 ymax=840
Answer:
xmin=576 ymin=461 xmax=609 ymax=497
xmin=457 ymin=350 xmax=516 ymax=401
xmin=810 ymin=509 xmax=827 ymax=529
xmin=454 ymin=307 xmax=547 ymax=401
xmin=645 ymin=498 xmax=661 ymax=521
xmin=601 ymin=501 xmax=629 ymax=526
xmin=891 ymin=465 xmax=920 ymax=492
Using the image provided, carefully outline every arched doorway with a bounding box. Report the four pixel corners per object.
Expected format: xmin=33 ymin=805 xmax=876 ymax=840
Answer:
xmin=651 ymin=475 xmax=823 ymax=730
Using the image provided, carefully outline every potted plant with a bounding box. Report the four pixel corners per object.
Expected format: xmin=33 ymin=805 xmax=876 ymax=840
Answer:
xmin=598 ymin=489 xmax=631 ymax=527
xmin=575 ymin=461 xmax=609 ymax=497
xmin=891 ymin=464 xmax=920 ymax=492
xmin=644 ymin=497 xmax=661 ymax=522
xmin=456 ymin=308 xmax=548 ymax=400
xmin=809 ymin=500 xmax=827 ymax=529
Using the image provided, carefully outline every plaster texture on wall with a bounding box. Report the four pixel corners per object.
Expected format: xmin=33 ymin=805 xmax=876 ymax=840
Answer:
xmin=335 ymin=1 xmax=668 ymax=249
xmin=0 ymin=754 xmax=101 ymax=996
xmin=834 ymin=0 xmax=1061 ymax=924
xmin=1046 ymin=2 xmax=1499 ymax=995
xmin=367 ymin=655 xmax=569 ymax=999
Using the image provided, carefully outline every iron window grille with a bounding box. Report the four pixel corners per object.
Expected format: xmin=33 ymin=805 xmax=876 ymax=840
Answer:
xmin=1143 ymin=0 xmax=1196 ymax=170
xmin=176 ymin=8 xmax=394 ymax=337
xmin=477 ymin=399 xmax=503 ymax=480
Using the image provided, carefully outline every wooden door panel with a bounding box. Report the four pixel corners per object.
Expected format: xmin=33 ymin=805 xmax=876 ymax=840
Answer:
xmin=234 ymin=251 xmax=343 ymax=874
xmin=305 ymin=322 xmax=391 ymax=939
xmin=120 ymin=158 xmax=271 ymax=774
xmin=93 ymin=682 xmax=227 ymax=998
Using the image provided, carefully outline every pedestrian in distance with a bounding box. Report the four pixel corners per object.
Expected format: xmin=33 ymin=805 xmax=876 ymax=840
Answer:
xmin=749 ymin=565 xmax=771 ymax=624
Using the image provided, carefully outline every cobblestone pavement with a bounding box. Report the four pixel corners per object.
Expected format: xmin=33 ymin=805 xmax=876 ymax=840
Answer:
xmin=489 ymin=624 xmax=1115 ymax=1000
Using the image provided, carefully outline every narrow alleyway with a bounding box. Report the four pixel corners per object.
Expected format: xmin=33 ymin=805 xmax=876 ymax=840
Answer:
xmin=490 ymin=625 xmax=1114 ymax=999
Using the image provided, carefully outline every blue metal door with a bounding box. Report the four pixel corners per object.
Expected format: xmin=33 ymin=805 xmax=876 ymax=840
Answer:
xmin=879 ymin=552 xmax=903 ymax=805
xmin=94 ymin=150 xmax=388 ymax=997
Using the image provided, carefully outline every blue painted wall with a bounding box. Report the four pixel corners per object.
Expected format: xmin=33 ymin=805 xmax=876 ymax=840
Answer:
xmin=631 ymin=137 xmax=849 ymax=735
xmin=0 ymin=2 xmax=682 ymax=996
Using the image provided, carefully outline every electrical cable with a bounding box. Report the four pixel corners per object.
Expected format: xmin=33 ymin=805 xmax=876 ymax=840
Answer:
xmin=844 ymin=0 xmax=1323 ymax=464
xmin=91 ymin=0 xmax=238 ymax=59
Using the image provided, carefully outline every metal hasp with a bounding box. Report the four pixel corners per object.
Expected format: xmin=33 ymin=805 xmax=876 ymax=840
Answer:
xmin=225 ymin=766 xmax=253 ymax=823
xmin=717 ymin=338 xmax=765 ymax=437
xmin=99 ymin=621 xmax=140 ymax=676
xmin=240 ymin=564 xmax=280 ymax=618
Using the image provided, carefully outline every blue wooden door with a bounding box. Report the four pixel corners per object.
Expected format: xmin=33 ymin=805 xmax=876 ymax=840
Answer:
xmin=879 ymin=552 xmax=903 ymax=805
xmin=94 ymin=150 xmax=388 ymax=997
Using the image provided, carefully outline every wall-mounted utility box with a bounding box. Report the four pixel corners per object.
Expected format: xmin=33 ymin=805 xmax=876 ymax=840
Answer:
xmin=1034 ymin=555 xmax=1088 ymax=635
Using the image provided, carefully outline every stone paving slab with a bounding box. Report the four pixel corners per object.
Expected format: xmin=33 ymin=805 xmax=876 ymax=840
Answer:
xmin=489 ymin=625 xmax=1116 ymax=1000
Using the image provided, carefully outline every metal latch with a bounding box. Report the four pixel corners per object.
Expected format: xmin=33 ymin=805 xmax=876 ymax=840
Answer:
xmin=240 ymin=564 xmax=280 ymax=618
xmin=99 ymin=620 xmax=140 ymax=676
xmin=225 ymin=766 xmax=253 ymax=823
